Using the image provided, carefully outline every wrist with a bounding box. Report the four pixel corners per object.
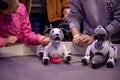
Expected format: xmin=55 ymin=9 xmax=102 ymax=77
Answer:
xmin=73 ymin=33 xmax=81 ymax=39
xmin=41 ymin=36 xmax=47 ymax=42
xmin=0 ymin=38 xmax=7 ymax=47
xmin=39 ymin=36 xmax=46 ymax=43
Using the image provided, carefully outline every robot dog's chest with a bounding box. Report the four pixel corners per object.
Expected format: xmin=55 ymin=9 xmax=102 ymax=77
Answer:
xmin=49 ymin=47 xmax=63 ymax=55
xmin=46 ymin=44 xmax=64 ymax=56
xmin=91 ymin=41 xmax=110 ymax=55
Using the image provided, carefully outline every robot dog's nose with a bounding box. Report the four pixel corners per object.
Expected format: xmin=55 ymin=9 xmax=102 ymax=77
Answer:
xmin=56 ymin=34 xmax=59 ymax=36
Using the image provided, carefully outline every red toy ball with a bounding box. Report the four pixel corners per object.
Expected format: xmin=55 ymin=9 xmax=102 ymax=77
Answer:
xmin=50 ymin=57 xmax=62 ymax=64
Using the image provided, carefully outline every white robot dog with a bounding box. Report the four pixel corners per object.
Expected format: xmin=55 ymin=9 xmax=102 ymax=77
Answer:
xmin=38 ymin=28 xmax=71 ymax=65
xmin=81 ymin=25 xmax=118 ymax=68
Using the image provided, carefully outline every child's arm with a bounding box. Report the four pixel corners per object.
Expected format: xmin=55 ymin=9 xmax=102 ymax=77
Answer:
xmin=19 ymin=4 xmax=50 ymax=45
xmin=0 ymin=37 xmax=7 ymax=47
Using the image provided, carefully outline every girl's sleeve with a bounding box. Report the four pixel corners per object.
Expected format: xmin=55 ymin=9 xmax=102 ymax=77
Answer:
xmin=0 ymin=37 xmax=6 ymax=47
xmin=19 ymin=4 xmax=45 ymax=45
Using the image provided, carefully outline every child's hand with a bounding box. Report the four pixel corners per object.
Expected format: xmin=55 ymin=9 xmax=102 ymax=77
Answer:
xmin=42 ymin=37 xmax=51 ymax=46
xmin=6 ymin=36 xmax=17 ymax=45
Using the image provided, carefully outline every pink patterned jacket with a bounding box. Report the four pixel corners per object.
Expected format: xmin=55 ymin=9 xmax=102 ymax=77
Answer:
xmin=0 ymin=3 xmax=45 ymax=46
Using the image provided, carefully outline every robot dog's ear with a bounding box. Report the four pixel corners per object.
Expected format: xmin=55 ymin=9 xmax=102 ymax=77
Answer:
xmin=60 ymin=28 xmax=67 ymax=35
xmin=44 ymin=28 xmax=52 ymax=34
xmin=60 ymin=28 xmax=69 ymax=41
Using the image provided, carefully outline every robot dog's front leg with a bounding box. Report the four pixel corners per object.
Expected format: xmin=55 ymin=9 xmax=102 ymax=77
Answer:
xmin=62 ymin=45 xmax=72 ymax=63
xmin=42 ymin=49 xmax=50 ymax=65
xmin=107 ymin=46 xmax=118 ymax=68
xmin=81 ymin=45 xmax=92 ymax=65
xmin=64 ymin=51 xmax=72 ymax=64
xmin=43 ymin=55 xmax=50 ymax=65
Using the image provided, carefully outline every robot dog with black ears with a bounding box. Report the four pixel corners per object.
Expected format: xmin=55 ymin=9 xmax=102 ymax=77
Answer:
xmin=38 ymin=28 xmax=71 ymax=65
xmin=81 ymin=25 xmax=118 ymax=69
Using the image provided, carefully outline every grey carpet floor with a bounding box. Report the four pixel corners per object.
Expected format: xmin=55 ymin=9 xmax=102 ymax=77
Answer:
xmin=0 ymin=55 xmax=120 ymax=80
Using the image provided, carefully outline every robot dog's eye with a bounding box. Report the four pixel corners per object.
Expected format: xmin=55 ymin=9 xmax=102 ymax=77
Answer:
xmin=60 ymin=31 xmax=62 ymax=33
xmin=52 ymin=30 xmax=54 ymax=33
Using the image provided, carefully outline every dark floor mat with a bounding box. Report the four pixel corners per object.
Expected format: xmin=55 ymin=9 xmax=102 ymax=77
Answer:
xmin=0 ymin=55 xmax=120 ymax=80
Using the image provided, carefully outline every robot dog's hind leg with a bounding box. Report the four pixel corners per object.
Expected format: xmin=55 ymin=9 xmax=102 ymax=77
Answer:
xmin=106 ymin=46 xmax=118 ymax=68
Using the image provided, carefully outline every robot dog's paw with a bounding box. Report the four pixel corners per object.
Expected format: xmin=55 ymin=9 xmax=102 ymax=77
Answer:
xmin=81 ymin=58 xmax=88 ymax=65
xmin=106 ymin=61 xmax=114 ymax=68
xmin=106 ymin=58 xmax=115 ymax=68
xmin=43 ymin=59 xmax=49 ymax=65
xmin=64 ymin=56 xmax=71 ymax=64
xmin=66 ymin=56 xmax=71 ymax=62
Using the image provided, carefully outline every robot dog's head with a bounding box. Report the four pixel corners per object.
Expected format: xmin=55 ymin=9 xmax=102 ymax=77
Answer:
xmin=95 ymin=25 xmax=107 ymax=36
xmin=94 ymin=25 xmax=108 ymax=40
xmin=94 ymin=25 xmax=108 ymax=49
xmin=44 ymin=28 xmax=66 ymax=42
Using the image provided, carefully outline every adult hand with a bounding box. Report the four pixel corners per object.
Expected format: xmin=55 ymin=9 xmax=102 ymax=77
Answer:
xmin=62 ymin=8 xmax=70 ymax=22
xmin=73 ymin=34 xmax=94 ymax=47
xmin=6 ymin=36 xmax=17 ymax=45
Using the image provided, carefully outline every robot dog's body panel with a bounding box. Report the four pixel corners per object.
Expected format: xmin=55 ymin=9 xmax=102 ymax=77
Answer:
xmin=43 ymin=42 xmax=70 ymax=58
xmin=90 ymin=41 xmax=110 ymax=56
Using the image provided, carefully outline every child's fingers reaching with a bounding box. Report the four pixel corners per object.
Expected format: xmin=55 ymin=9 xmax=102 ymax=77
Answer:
xmin=7 ymin=36 xmax=17 ymax=44
xmin=42 ymin=37 xmax=51 ymax=46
